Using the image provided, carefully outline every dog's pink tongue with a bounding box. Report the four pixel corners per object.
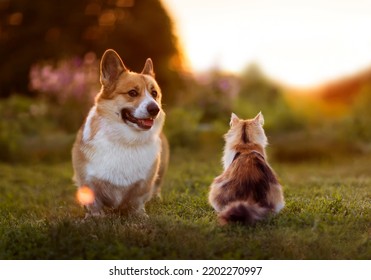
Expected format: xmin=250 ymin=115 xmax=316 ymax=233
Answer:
xmin=140 ymin=119 xmax=154 ymax=127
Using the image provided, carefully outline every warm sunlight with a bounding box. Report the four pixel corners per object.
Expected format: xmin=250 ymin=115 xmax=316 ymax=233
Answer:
xmin=77 ymin=185 xmax=95 ymax=206
xmin=163 ymin=0 xmax=371 ymax=87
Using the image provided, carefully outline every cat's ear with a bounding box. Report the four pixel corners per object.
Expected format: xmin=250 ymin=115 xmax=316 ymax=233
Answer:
xmin=230 ymin=112 xmax=240 ymax=127
xmin=254 ymin=111 xmax=264 ymax=126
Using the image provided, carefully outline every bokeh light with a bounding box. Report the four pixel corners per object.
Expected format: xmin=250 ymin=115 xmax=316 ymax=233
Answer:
xmin=76 ymin=185 xmax=95 ymax=206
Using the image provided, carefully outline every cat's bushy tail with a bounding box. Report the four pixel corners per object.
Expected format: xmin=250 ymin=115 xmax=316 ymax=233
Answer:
xmin=218 ymin=201 xmax=270 ymax=226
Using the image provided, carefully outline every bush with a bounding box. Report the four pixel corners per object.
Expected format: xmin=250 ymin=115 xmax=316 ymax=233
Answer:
xmin=164 ymin=107 xmax=202 ymax=149
xmin=0 ymin=95 xmax=75 ymax=162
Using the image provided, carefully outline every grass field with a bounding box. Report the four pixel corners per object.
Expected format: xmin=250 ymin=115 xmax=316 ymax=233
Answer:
xmin=0 ymin=148 xmax=370 ymax=260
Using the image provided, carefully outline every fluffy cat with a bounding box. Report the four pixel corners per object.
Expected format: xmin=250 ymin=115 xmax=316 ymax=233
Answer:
xmin=208 ymin=112 xmax=284 ymax=225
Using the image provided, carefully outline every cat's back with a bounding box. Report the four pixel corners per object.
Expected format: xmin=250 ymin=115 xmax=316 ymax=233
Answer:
xmin=222 ymin=150 xmax=277 ymax=205
xmin=234 ymin=150 xmax=277 ymax=183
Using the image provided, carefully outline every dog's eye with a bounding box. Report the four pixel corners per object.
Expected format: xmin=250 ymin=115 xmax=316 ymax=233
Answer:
xmin=128 ymin=90 xmax=138 ymax=97
xmin=151 ymin=90 xmax=158 ymax=98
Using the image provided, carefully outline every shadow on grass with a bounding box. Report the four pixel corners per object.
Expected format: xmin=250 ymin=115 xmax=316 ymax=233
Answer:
xmin=1 ymin=197 xmax=369 ymax=260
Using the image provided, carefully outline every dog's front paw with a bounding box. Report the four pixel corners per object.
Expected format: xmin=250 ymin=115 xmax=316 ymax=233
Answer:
xmin=133 ymin=208 xmax=149 ymax=220
xmin=152 ymin=192 xmax=162 ymax=202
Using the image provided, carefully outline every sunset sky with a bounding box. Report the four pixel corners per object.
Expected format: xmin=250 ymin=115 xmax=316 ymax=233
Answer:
xmin=162 ymin=0 xmax=371 ymax=87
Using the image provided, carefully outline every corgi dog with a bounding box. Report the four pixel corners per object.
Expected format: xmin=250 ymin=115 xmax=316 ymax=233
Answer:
xmin=208 ymin=112 xmax=284 ymax=225
xmin=72 ymin=49 xmax=169 ymax=217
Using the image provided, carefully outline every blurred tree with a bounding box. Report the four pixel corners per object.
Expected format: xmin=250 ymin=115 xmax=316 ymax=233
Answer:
xmin=348 ymin=83 xmax=371 ymax=142
xmin=239 ymin=64 xmax=280 ymax=105
xmin=196 ymin=70 xmax=236 ymax=122
xmin=0 ymin=0 xmax=183 ymax=104
xmin=235 ymin=64 xmax=303 ymax=133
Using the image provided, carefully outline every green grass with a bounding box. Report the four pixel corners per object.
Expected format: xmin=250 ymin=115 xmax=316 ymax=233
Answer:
xmin=0 ymin=148 xmax=370 ymax=260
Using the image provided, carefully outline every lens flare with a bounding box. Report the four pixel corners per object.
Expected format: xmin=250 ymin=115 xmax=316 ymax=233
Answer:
xmin=77 ymin=185 xmax=95 ymax=205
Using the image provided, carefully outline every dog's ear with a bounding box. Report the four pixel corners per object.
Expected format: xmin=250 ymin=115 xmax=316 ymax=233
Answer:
xmin=100 ymin=49 xmax=127 ymax=87
xmin=141 ymin=58 xmax=155 ymax=77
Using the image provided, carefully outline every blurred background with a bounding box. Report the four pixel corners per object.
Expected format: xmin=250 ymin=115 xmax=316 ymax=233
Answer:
xmin=1 ymin=0 xmax=371 ymax=163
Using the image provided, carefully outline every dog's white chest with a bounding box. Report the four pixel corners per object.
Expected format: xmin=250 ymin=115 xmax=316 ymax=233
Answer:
xmin=85 ymin=136 xmax=159 ymax=187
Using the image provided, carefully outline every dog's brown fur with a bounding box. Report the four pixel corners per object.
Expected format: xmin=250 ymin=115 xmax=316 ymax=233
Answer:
xmin=208 ymin=112 xmax=284 ymax=225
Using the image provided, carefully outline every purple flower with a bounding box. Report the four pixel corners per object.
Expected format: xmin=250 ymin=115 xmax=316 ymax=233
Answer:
xmin=29 ymin=53 xmax=100 ymax=104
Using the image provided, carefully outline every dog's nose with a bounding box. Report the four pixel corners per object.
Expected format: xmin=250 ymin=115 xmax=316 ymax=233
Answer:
xmin=147 ymin=103 xmax=160 ymax=117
